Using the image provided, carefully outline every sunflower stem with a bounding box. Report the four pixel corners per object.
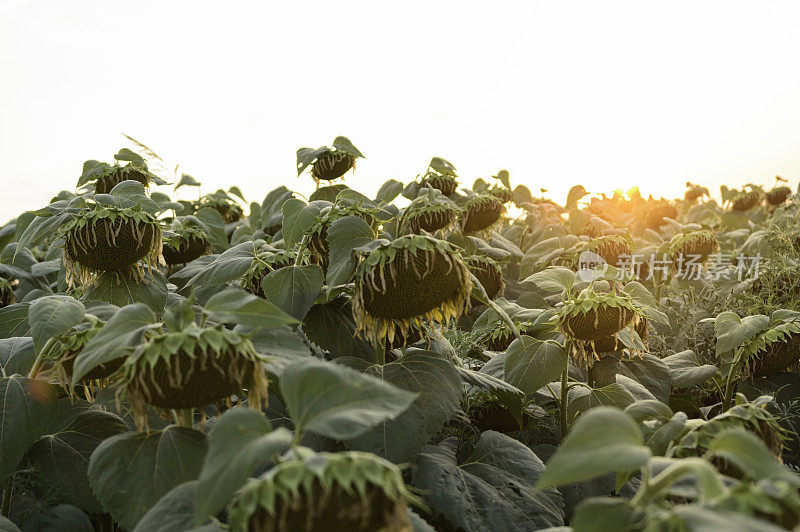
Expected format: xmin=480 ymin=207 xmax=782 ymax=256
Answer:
xmin=471 ymin=274 xmax=521 ymax=340
xmin=27 ymin=337 xmax=59 ymax=379
xmin=377 ymin=338 xmax=387 ymax=366
xmin=1 ymin=478 xmax=11 ymax=517
xmin=180 ymin=408 xmax=193 ymax=428
xmin=722 ymin=349 xmax=740 ymax=411
xmin=559 ymin=342 xmax=571 ymax=438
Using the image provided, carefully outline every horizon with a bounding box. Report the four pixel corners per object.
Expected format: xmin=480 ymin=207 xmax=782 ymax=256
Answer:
xmin=3 ymin=0 xmax=800 ymax=221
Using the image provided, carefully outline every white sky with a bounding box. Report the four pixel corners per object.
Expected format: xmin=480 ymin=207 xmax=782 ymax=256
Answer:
xmin=2 ymin=1 xmax=800 ymax=223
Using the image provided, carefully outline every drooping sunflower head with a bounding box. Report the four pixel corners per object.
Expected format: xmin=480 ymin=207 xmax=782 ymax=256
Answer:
xmin=228 ymin=448 xmax=418 ymax=532
xmin=0 ymin=277 xmax=14 ymax=308
xmin=668 ymin=230 xmax=719 ymax=265
xmin=353 ymin=234 xmax=472 ymax=347
xmin=122 ymin=324 xmax=267 ymax=430
xmin=241 ymin=248 xmax=298 ymax=297
xmin=196 ymin=190 xmax=244 ymax=223
xmin=558 ymin=289 xmax=644 ymax=368
xmin=767 ymin=186 xmax=792 ymax=207
xmin=297 ymin=136 xmax=365 ymax=185
xmin=418 ymin=156 xmax=459 ymax=196
xmin=305 ymin=203 xmax=380 ymax=272
xmin=730 ymin=186 xmax=763 ymax=211
xmin=644 ymin=201 xmax=679 ymax=229
xmin=77 ymin=156 xmax=161 ymax=195
xmin=590 ymin=317 xmax=649 ymax=355
xmin=43 ymin=319 xmax=123 ymax=391
xmin=463 ymin=254 xmax=505 ymax=301
xmin=402 ymin=188 xmax=461 ymax=234
xmin=162 ymin=218 xmax=212 ymax=265
xmin=460 ymin=194 xmax=505 ymax=233
xmin=62 ymin=206 xmax=163 ymax=286
xmin=684 ymin=182 xmax=710 ymax=202
xmin=580 ymin=233 xmax=634 ymax=269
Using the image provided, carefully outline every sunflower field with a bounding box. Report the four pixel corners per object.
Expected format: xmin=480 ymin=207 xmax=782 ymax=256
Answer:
xmin=1 ymin=138 xmax=800 ymax=531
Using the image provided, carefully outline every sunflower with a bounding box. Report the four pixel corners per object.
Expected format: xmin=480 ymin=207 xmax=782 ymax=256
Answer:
xmin=644 ymin=201 xmax=678 ymax=229
xmin=731 ymin=187 xmax=763 ymax=211
xmin=580 ymin=233 xmax=634 ymax=269
xmin=194 ymin=190 xmax=244 ymax=223
xmin=44 ymin=320 xmax=124 ymax=390
xmin=305 ymin=204 xmax=379 ymax=273
xmin=463 ymin=255 xmax=505 ymax=301
xmin=62 ymin=206 xmax=163 ymax=286
xmin=227 ymin=448 xmax=418 ymax=532
xmin=352 ymin=235 xmax=472 ymax=346
xmin=297 ymin=136 xmax=365 ymax=186
xmin=0 ymin=277 xmax=14 ymax=308
xmin=162 ymin=220 xmax=212 ymax=265
xmin=241 ymin=249 xmax=297 ymax=297
xmin=460 ymin=195 xmax=504 ymax=233
xmin=766 ymin=186 xmax=792 ymax=207
xmin=668 ymin=230 xmax=719 ymax=268
xmin=401 ymin=188 xmax=461 ymax=234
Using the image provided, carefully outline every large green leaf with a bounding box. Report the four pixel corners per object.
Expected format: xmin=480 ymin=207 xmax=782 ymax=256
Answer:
xmin=134 ymin=481 xmax=221 ymax=532
xmin=347 ymin=351 xmax=461 ymax=463
xmin=374 ymin=179 xmax=404 ymax=204
xmin=706 ymin=428 xmax=788 ymax=480
xmin=567 ymin=383 xmax=637 ymax=420
xmin=537 ymin=407 xmax=651 ymax=488
xmin=203 ymin=288 xmax=299 ymax=329
xmin=184 ymin=241 xmax=259 ymax=288
xmin=571 ymin=497 xmax=640 ymax=532
xmin=671 ymin=505 xmax=785 ymax=532
xmin=246 ymin=325 xmax=312 ymax=376
xmin=522 ymin=267 xmax=576 ymax=293
xmin=72 ymin=304 xmax=156 ymax=384
xmin=22 ymin=504 xmax=93 ymax=532
xmin=302 ymin=298 xmax=375 ymax=360
xmin=662 ymin=350 xmax=718 ymax=389
xmin=194 ymin=207 xmax=229 ymax=253
xmin=325 ymin=216 xmax=374 ymax=286
xmin=413 ymin=432 xmax=564 ymax=531
xmin=0 ymin=375 xmax=58 ymax=481
xmin=196 ymin=408 xmax=292 ymax=520
xmin=88 ymin=426 xmax=208 ymax=530
xmin=504 ymin=338 xmax=566 ymax=395
xmin=0 ymin=337 xmax=35 ymax=376
xmin=27 ymin=295 xmax=85 ymax=354
xmin=0 ymin=303 xmax=30 ymax=339
xmin=260 ymin=265 xmax=324 ymax=320
xmin=0 ymin=515 xmax=19 ymax=531
xmin=82 ymin=270 xmax=167 ymax=315
xmin=24 ymin=410 xmax=129 ymax=513
xmin=281 ymin=199 xmax=328 ymax=249
xmin=280 ymin=359 xmax=417 ymax=440
xmin=713 ymin=312 xmax=770 ymax=355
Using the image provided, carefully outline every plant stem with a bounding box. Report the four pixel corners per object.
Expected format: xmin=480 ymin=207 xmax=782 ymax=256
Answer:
xmin=180 ymin=408 xmax=193 ymax=428
xmin=470 ymin=274 xmax=521 ymax=340
xmin=377 ymin=338 xmax=387 ymax=366
xmin=26 ymin=337 xmax=59 ymax=379
xmin=722 ymin=350 xmax=740 ymax=411
xmin=559 ymin=345 xmax=570 ymax=438
xmin=1 ymin=478 xmax=11 ymax=517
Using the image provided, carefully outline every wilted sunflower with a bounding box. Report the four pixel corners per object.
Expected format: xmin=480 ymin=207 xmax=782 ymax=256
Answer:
xmin=730 ymin=186 xmax=763 ymax=211
xmin=62 ymin=206 xmax=163 ymax=286
xmin=297 ymin=136 xmax=365 ymax=186
xmin=77 ymin=152 xmax=167 ymax=194
xmin=419 ymin=156 xmax=459 ymax=196
xmin=460 ymin=194 xmax=505 ymax=233
xmin=162 ymin=219 xmax=212 ymax=265
xmin=684 ymin=182 xmax=710 ymax=202
xmin=305 ymin=204 xmax=379 ymax=273
xmin=194 ymin=190 xmax=244 ymax=224
xmin=463 ymin=255 xmax=505 ymax=301
xmin=590 ymin=317 xmax=649 ymax=354
xmin=228 ymin=448 xmax=419 ymax=532
xmin=767 ymin=186 xmax=792 ymax=206
xmin=352 ymin=234 xmax=472 ymax=346
xmin=123 ymin=323 xmax=268 ymax=430
xmin=644 ymin=201 xmax=678 ymax=229
xmin=241 ymin=249 xmax=297 ymax=297
xmin=580 ymin=233 xmax=634 ymax=269
xmin=668 ymin=230 xmax=719 ymax=268
xmin=558 ymin=289 xmax=644 ymax=368
xmin=0 ymin=277 xmax=14 ymax=308
xmin=44 ymin=320 xmax=124 ymax=391
xmin=401 ymin=188 xmax=461 ymax=234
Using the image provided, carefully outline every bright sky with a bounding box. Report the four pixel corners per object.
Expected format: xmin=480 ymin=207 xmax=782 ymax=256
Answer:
xmin=2 ymin=1 xmax=800 ymax=223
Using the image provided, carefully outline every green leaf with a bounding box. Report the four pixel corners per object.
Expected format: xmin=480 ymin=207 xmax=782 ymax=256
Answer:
xmin=196 ymin=409 xmax=292 ymax=520
xmin=455 ymin=366 xmax=525 ymax=399
xmin=175 ymin=174 xmax=202 ymax=190
xmin=302 ymin=298 xmax=375 ymax=360
xmin=504 ymin=338 xmax=567 ymax=395
xmin=203 ymin=288 xmax=299 ymax=329
xmin=662 ymin=350 xmax=718 ymax=389
xmin=706 ymin=428 xmax=788 ymax=480
xmin=134 ymin=481 xmax=221 ymax=532
xmin=537 ymin=407 xmax=651 ymax=488
xmin=247 ymin=325 xmax=312 ymax=376
xmin=88 ymin=426 xmax=208 ymax=530
xmin=671 ymin=505 xmax=785 ymax=532
xmin=347 ymin=351 xmax=462 ymax=463
xmin=566 ymin=185 xmax=588 ymax=210
xmin=194 ymin=207 xmax=229 ymax=253
xmin=0 ymin=303 xmax=31 ymax=339
xmin=184 ymin=241 xmax=258 ymax=288
xmin=567 ymin=383 xmax=637 ymax=420
xmin=15 ymin=212 xmax=72 ymax=253
xmin=22 ymin=504 xmax=93 ymax=532
xmin=0 ymin=337 xmax=35 ymax=376
xmin=0 ymin=375 xmax=59 ymax=481
xmin=260 ymin=265 xmax=324 ymax=321
xmin=714 ymin=312 xmax=770 ymax=355
xmin=325 ymin=216 xmax=374 ymax=286
xmin=0 ymin=515 xmax=19 ymax=531
xmin=331 ymin=136 xmax=364 ymax=158
xmin=82 ymin=270 xmax=167 ymax=315
xmin=72 ymin=304 xmax=156 ymax=384
xmin=280 ymin=359 xmax=417 ymax=440
xmin=413 ymin=432 xmax=564 ymax=531
xmin=375 ymin=179 xmax=404 ymax=204
xmin=296 ymin=146 xmax=328 ymax=176
xmin=428 ymin=157 xmax=456 ymax=176
xmin=572 ymin=497 xmax=639 ymax=532
xmin=281 ymin=199 xmax=328 ymax=249
xmin=114 ymin=148 xmax=145 ymax=165
xmin=24 ymin=410 xmax=129 ymax=514
xmin=522 ymin=267 xmax=576 ymax=293
xmin=27 ymin=295 xmax=84 ymax=354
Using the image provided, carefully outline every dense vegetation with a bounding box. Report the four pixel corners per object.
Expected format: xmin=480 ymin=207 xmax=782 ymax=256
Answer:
xmin=1 ymin=138 xmax=800 ymax=531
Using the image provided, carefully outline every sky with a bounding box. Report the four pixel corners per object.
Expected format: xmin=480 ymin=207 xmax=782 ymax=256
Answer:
xmin=2 ymin=1 xmax=800 ymax=222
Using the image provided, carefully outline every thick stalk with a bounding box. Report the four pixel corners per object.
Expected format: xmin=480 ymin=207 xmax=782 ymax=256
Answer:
xmin=632 ymin=459 xmax=725 ymax=505
xmin=180 ymin=408 xmax=194 ymax=428
xmin=26 ymin=337 xmax=60 ymax=379
xmin=559 ymin=346 xmax=570 ymax=438
xmin=1 ymin=478 xmax=11 ymax=517
xmin=377 ymin=338 xmax=387 ymax=366
xmin=722 ymin=350 xmax=740 ymax=411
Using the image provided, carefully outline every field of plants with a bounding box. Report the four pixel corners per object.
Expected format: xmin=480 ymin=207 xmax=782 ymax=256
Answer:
xmin=1 ymin=136 xmax=800 ymax=531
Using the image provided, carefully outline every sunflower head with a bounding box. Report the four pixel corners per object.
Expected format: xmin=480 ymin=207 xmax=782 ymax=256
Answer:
xmin=460 ymin=194 xmax=505 ymax=233
xmin=297 ymin=136 xmax=365 ymax=184
xmin=0 ymin=277 xmax=14 ymax=308
xmin=730 ymin=186 xmax=763 ymax=211
xmin=684 ymin=183 xmax=710 ymax=202
xmin=122 ymin=324 xmax=267 ymax=430
xmin=43 ymin=319 xmax=124 ymax=391
xmin=767 ymin=186 xmax=792 ymax=206
xmin=228 ymin=448 xmax=418 ymax=532
xmin=352 ymin=234 xmax=472 ymax=347
xmin=241 ymin=249 xmax=298 ymax=297
xmin=582 ymin=233 xmax=634 ymax=269
xmin=644 ymin=201 xmax=678 ymax=229
xmin=668 ymin=230 xmax=719 ymax=265
xmin=463 ymin=254 xmax=505 ymax=301
xmin=62 ymin=206 xmax=163 ymax=286
xmin=196 ymin=190 xmax=244 ymax=223
xmin=162 ymin=218 xmax=212 ymax=265
xmin=402 ymin=188 xmax=461 ymax=234
xmin=305 ymin=203 xmax=380 ymax=272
